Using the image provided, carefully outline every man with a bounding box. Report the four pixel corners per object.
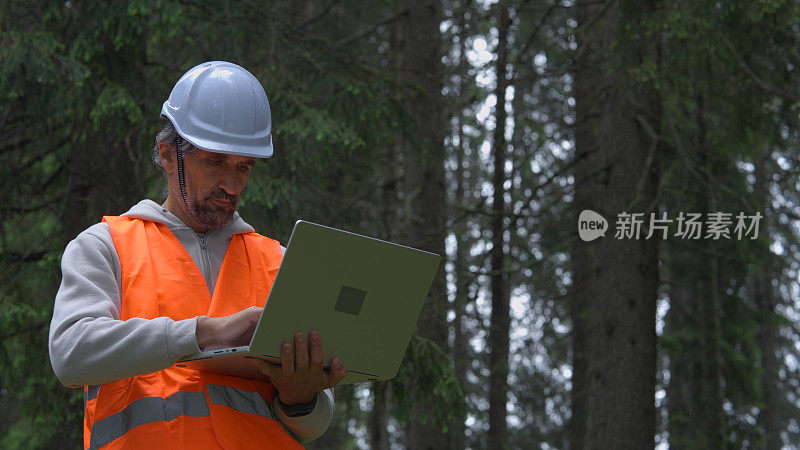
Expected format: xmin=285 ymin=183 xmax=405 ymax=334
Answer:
xmin=49 ymin=61 xmax=347 ymax=449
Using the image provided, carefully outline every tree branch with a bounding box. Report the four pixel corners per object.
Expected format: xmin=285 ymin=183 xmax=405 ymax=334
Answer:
xmin=334 ymin=7 xmax=408 ymax=49
xmin=716 ymin=30 xmax=800 ymax=103
xmin=299 ymin=0 xmax=341 ymax=29
xmin=0 ymin=321 xmax=48 ymax=340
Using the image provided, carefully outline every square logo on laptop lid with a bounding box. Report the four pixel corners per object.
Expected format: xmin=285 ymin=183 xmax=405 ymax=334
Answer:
xmin=335 ymin=285 xmax=366 ymax=316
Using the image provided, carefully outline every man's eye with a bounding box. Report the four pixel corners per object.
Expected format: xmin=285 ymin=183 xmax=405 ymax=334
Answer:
xmin=208 ymin=159 xmax=223 ymax=166
xmin=238 ymin=164 xmax=252 ymax=172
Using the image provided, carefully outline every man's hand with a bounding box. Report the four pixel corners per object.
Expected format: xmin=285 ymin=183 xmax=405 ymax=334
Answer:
xmin=253 ymin=330 xmax=348 ymax=405
xmin=196 ymin=306 xmax=262 ymax=349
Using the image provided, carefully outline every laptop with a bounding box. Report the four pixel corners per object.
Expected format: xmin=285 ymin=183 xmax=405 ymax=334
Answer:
xmin=175 ymin=220 xmax=441 ymax=385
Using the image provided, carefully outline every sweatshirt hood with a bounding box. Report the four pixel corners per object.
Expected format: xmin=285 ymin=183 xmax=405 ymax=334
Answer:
xmin=121 ymin=199 xmax=255 ymax=236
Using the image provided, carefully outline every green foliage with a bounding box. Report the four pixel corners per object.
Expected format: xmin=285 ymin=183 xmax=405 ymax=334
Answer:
xmin=391 ymin=335 xmax=466 ymax=431
xmin=90 ymin=83 xmax=144 ymax=129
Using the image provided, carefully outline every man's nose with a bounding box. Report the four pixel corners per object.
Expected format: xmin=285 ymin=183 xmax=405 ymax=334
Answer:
xmin=219 ymin=172 xmax=241 ymax=195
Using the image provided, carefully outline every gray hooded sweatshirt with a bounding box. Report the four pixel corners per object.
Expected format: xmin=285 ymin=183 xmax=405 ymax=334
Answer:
xmin=49 ymin=199 xmax=334 ymax=442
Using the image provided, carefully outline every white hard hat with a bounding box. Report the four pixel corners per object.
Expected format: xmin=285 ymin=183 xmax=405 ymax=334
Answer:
xmin=161 ymin=61 xmax=273 ymax=158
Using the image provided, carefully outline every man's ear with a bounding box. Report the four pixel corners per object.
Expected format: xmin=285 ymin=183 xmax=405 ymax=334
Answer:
xmin=158 ymin=141 xmax=176 ymax=175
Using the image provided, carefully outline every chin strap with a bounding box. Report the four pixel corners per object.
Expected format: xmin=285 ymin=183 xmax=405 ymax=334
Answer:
xmin=175 ymin=137 xmax=190 ymax=208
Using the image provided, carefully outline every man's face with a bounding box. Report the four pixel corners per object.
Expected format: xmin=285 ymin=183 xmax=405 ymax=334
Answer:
xmin=180 ymin=148 xmax=257 ymax=230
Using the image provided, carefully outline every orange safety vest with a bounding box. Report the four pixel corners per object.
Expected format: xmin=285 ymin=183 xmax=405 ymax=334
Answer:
xmin=81 ymin=216 xmax=304 ymax=450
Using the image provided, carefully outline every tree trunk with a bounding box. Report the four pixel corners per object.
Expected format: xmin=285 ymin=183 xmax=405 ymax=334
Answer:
xmin=695 ymin=92 xmax=727 ymax=449
xmin=371 ymin=137 xmax=401 ymax=450
xmin=370 ymin=381 xmax=391 ymax=450
xmin=447 ymin=10 xmax=473 ymax=446
xmin=397 ymin=0 xmax=449 ymax=448
xmin=754 ymin=154 xmax=782 ymax=450
xmin=488 ymin=1 xmax=511 ymax=449
xmin=663 ymin=279 xmax=694 ymax=450
xmin=572 ymin=0 xmax=660 ymax=447
xmin=663 ymin=82 xmax=727 ymax=450
xmin=449 ymin=90 xmax=468 ymax=450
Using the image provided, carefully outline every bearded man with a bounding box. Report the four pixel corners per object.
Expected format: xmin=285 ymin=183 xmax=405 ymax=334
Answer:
xmin=49 ymin=61 xmax=347 ymax=449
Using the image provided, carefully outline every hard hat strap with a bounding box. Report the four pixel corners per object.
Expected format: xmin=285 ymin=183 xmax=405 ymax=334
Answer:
xmin=175 ymin=137 xmax=190 ymax=208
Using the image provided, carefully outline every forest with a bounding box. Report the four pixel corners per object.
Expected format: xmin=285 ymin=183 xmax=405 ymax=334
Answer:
xmin=2 ymin=0 xmax=800 ymax=448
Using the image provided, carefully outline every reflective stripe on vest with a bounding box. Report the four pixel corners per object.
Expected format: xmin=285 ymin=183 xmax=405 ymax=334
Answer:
xmin=82 ymin=216 xmax=303 ymax=449
xmin=89 ymin=391 xmax=210 ymax=450
xmin=88 ymin=384 xmax=289 ymax=450
xmin=84 ymin=385 xmax=100 ymax=409
xmin=208 ymin=384 xmax=275 ymax=417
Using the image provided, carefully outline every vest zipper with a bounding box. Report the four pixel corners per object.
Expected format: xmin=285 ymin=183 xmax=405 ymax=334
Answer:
xmin=196 ymin=233 xmax=212 ymax=291
xmin=198 ymin=233 xmax=207 ymax=249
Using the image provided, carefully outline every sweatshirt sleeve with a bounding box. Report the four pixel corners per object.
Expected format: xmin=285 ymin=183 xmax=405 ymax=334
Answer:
xmin=48 ymin=223 xmax=200 ymax=388
xmin=272 ymin=389 xmax=335 ymax=443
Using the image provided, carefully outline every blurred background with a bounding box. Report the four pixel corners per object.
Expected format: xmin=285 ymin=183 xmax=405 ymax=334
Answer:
xmin=2 ymin=0 xmax=800 ymax=448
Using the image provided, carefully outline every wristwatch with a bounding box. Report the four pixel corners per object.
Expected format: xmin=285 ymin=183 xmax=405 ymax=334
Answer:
xmin=276 ymin=394 xmax=318 ymax=417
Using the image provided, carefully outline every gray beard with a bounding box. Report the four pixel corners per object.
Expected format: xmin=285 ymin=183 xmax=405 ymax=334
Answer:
xmin=188 ymin=197 xmax=235 ymax=230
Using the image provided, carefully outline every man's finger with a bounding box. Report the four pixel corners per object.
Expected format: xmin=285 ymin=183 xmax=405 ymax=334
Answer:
xmin=309 ymin=331 xmax=324 ymax=378
xmin=327 ymin=358 xmax=348 ymax=387
xmin=252 ymin=359 xmax=280 ymax=381
xmin=281 ymin=342 xmax=294 ymax=377
xmin=294 ymin=331 xmax=309 ymax=374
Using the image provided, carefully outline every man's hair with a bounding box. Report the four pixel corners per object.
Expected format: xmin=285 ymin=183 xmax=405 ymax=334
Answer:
xmin=152 ymin=120 xmax=196 ymax=174
xmin=152 ymin=121 xmax=196 ymax=197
